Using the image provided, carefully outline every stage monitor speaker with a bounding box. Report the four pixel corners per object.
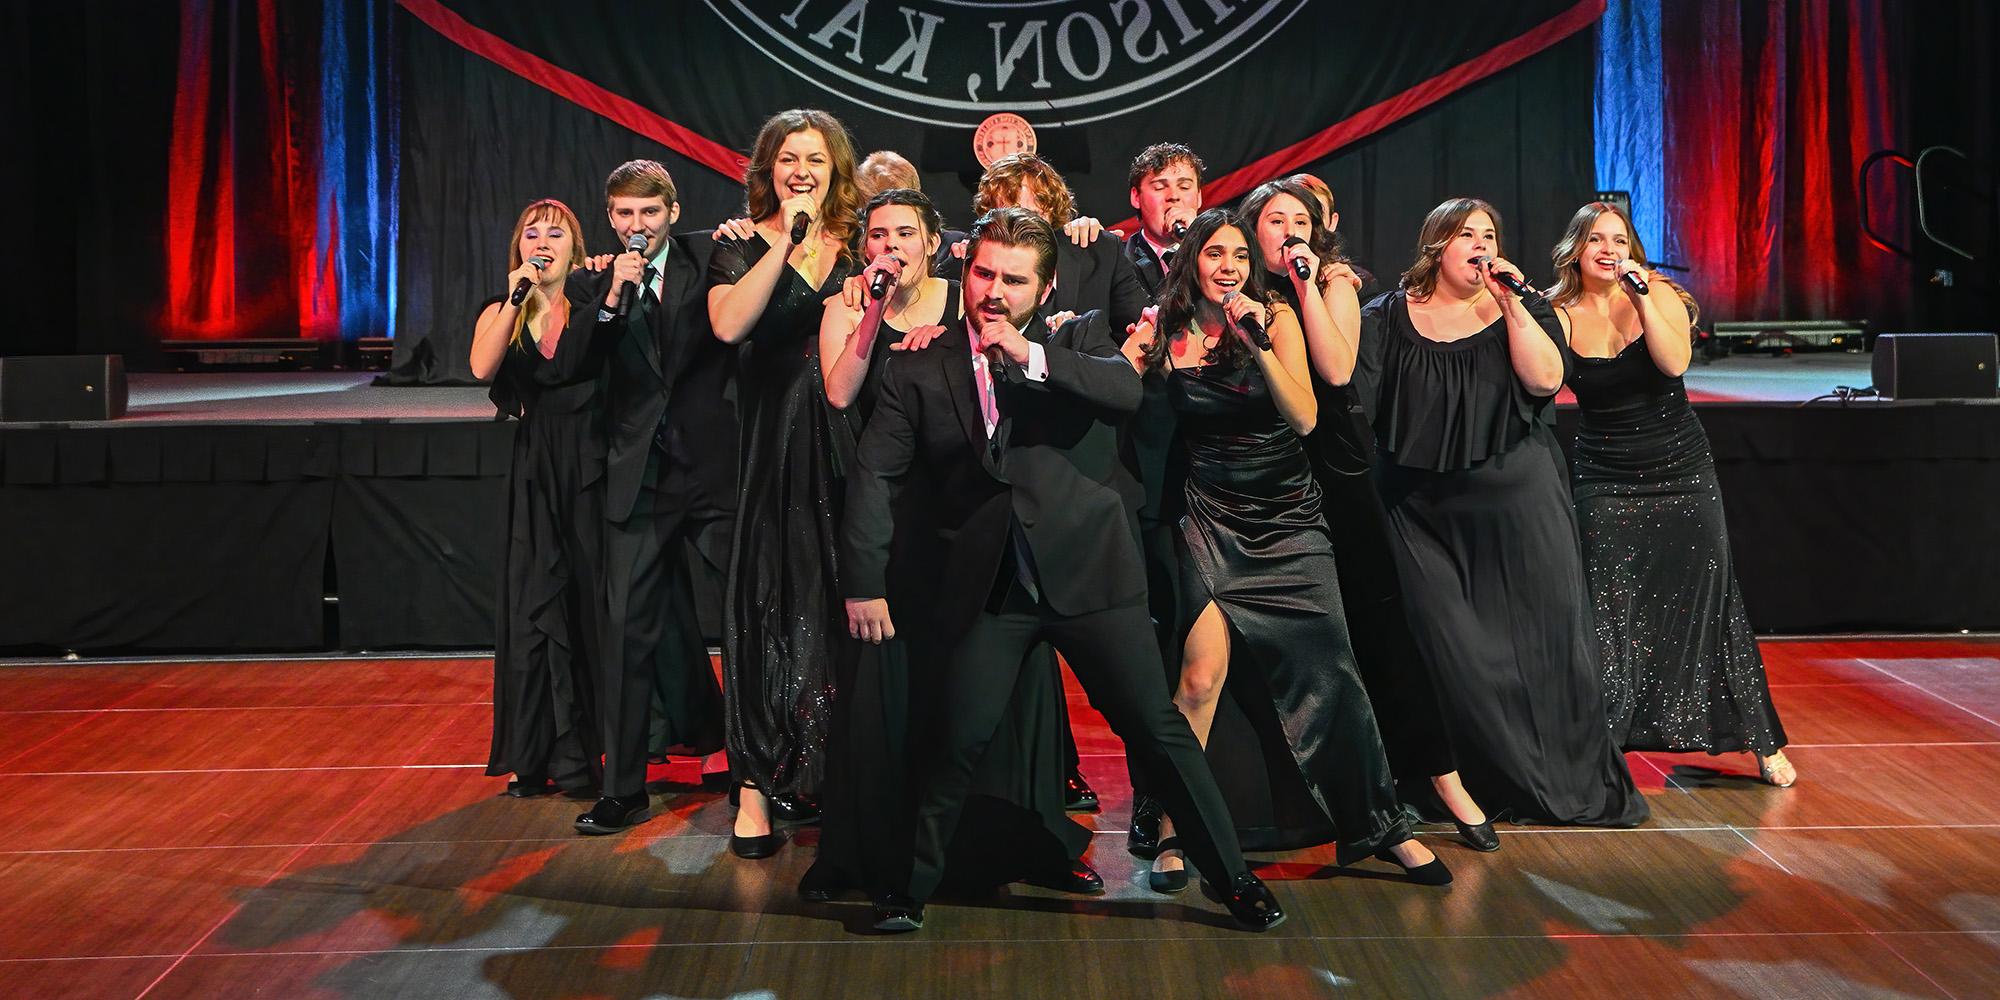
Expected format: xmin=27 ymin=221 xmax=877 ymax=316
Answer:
xmin=1871 ymin=333 xmax=1997 ymax=400
xmin=0 ymin=355 xmax=129 ymax=421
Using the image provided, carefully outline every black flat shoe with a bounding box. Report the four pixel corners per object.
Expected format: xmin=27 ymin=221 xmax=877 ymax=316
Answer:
xmin=872 ymin=894 xmax=925 ymax=933
xmin=1374 ymin=845 xmax=1453 ymax=886
xmin=1025 ymin=859 xmax=1105 ymax=895
xmin=1128 ymin=795 xmax=1163 ymax=859
xmin=573 ymin=794 xmax=651 ymax=835
xmin=1064 ymin=772 xmax=1100 ymax=813
xmin=1210 ymin=871 xmax=1285 ymax=931
xmin=504 ymin=777 xmax=557 ymax=798
xmin=1454 ymin=819 xmax=1500 ymax=852
xmin=730 ymin=831 xmax=783 ymax=859
xmin=769 ymin=793 xmax=821 ymax=825
xmin=1147 ymin=837 xmax=1190 ymax=894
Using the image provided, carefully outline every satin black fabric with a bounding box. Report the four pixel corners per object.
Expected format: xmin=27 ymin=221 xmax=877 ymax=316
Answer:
xmin=709 ymin=237 xmax=860 ymax=800
xmin=1569 ymin=340 xmax=1788 ymax=756
xmin=1167 ymin=356 xmax=1407 ymax=861
xmin=1360 ymin=294 xmax=1647 ymax=827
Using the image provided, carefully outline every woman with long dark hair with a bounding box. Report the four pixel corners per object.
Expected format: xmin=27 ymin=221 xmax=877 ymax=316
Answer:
xmin=1126 ymin=208 xmax=1448 ymax=891
xmin=707 ymin=109 xmax=865 ymax=858
xmin=1238 ymin=180 xmax=1497 ymax=850
xmin=470 ymin=198 xmax=608 ymax=800
xmin=1353 ymin=197 xmax=1647 ymax=828
xmin=1549 ymin=201 xmax=1794 ymax=786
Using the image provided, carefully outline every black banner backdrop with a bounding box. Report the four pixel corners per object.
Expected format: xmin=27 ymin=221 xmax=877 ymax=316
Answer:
xmin=389 ymin=0 xmax=1602 ymax=382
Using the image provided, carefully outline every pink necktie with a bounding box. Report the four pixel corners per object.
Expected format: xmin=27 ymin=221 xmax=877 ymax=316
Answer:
xmin=973 ymin=345 xmax=999 ymax=438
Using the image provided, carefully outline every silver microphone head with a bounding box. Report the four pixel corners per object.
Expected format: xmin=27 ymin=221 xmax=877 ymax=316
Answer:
xmin=625 ymin=231 xmax=649 ymax=253
xmin=1222 ymin=289 xmax=1240 ymax=305
xmin=527 ymin=255 xmax=553 ymax=270
xmin=1468 ymin=254 xmax=1491 ymax=268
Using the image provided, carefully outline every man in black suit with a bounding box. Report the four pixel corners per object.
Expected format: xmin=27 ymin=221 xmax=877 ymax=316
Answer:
xmin=572 ymin=160 xmax=735 ymax=835
xmin=1117 ymin=143 xmax=1205 ymax=858
xmin=841 ymin=207 xmax=1283 ymax=933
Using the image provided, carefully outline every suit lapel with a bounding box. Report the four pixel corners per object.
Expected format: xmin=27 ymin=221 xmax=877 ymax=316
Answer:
xmin=1128 ymin=236 xmax=1164 ymax=298
xmin=1054 ymin=240 xmax=1083 ymax=315
xmin=938 ymin=321 xmax=993 ymax=471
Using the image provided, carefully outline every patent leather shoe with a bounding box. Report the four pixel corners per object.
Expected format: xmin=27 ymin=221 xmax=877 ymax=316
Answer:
xmin=1455 ymin=819 xmax=1501 ymax=852
xmin=872 ymin=894 xmax=925 ymax=933
xmin=573 ymin=794 xmax=651 ymax=835
xmin=1128 ymin=795 xmax=1163 ymax=858
xmin=769 ymin=793 xmax=821 ymax=825
xmin=730 ymin=831 xmax=783 ymax=859
xmin=1210 ymin=871 xmax=1285 ymax=931
xmin=1064 ymin=771 xmax=1099 ymax=813
xmin=1025 ymin=859 xmax=1105 ymax=895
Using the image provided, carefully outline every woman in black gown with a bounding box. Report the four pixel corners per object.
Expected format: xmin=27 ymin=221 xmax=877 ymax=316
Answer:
xmin=1240 ymin=180 xmax=1499 ymax=851
xmin=1354 ymin=198 xmax=1647 ymax=828
xmin=803 ymin=188 xmax=1088 ymax=902
xmin=1548 ymin=201 xmax=1794 ymax=786
xmin=470 ymin=199 xmax=608 ymax=799
xmin=1126 ymin=209 xmax=1447 ymax=891
xmin=707 ymin=109 xmax=864 ymax=858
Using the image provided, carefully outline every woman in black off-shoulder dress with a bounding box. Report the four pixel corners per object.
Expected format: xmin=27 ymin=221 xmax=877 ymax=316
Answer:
xmin=1354 ymin=198 xmax=1646 ymax=828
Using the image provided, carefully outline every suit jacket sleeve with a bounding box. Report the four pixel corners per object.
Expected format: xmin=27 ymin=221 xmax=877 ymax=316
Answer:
xmin=1015 ymin=309 xmax=1142 ymax=414
xmin=1105 ymin=241 xmax=1151 ymax=333
xmin=842 ymin=356 xmax=917 ymax=600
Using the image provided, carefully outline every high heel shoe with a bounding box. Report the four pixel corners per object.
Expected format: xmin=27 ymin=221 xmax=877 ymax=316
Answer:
xmin=1454 ymin=819 xmax=1501 ymax=852
xmin=1758 ymin=750 xmax=1798 ymax=788
xmin=1374 ymin=843 xmax=1453 ymax=886
xmin=1147 ymin=837 xmax=1189 ymax=894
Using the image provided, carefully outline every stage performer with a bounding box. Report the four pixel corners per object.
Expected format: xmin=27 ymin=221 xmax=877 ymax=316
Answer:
xmin=1548 ymin=201 xmax=1795 ymax=787
xmin=470 ymin=198 xmax=608 ymax=800
xmin=802 ymin=188 xmax=1094 ymax=905
xmin=570 ymin=160 xmax=735 ymax=836
xmin=1124 ymin=209 xmax=1447 ymax=891
xmin=1239 ymin=180 xmax=1498 ymax=852
xmin=1117 ymin=142 xmax=1200 ymax=858
xmin=707 ymin=108 xmax=864 ymax=859
xmin=1353 ymin=198 xmax=1647 ymax=828
xmin=842 ymin=207 xmax=1284 ymax=933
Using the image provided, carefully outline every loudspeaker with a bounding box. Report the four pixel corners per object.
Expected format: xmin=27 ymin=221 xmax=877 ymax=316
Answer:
xmin=0 ymin=355 xmax=129 ymax=421
xmin=1872 ymin=333 xmax=1998 ymax=400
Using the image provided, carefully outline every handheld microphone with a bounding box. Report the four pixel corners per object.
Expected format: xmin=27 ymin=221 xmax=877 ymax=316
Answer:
xmin=509 ymin=255 xmax=553 ymax=307
xmin=1470 ymin=255 xmax=1538 ymax=297
xmin=867 ymin=260 xmax=897 ymax=301
xmin=614 ymin=231 xmax=649 ymax=318
xmin=1619 ymin=260 xmax=1650 ymax=296
xmin=1281 ymin=236 xmax=1313 ymax=281
xmin=1170 ymin=219 xmax=1188 ymax=241
xmin=1222 ymin=291 xmax=1272 ymax=350
xmin=789 ymin=211 xmax=810 ymax=245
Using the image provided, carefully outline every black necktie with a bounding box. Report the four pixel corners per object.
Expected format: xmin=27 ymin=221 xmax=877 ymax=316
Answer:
xmin=1161 ymin=247 xmax=1175 ymax=270
xmin=638 ymin=264 xmax=660 ymax=314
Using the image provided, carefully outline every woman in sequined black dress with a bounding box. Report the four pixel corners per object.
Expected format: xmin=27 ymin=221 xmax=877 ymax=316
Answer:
xmin=708 ymin=109 xmax=864 ymax=857
xmin=1355 ymin=198 xmax=1647 ymax=827
xmin=1549 ymin=202 xmax=1794 ymax=787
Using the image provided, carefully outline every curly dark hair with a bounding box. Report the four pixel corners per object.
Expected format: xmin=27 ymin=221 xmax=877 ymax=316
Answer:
xmin=1141 ymin=207 xmax=1279 ymax=373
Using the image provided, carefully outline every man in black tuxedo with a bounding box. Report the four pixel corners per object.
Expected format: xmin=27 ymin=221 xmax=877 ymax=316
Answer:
xmin=572 ymin=160 xmax=734 ymax=835
xmin=841 ymin=207 xmax=1283 ymax=933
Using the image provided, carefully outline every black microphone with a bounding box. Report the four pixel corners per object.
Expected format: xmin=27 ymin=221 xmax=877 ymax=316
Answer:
xmin=614 ymin=231 xmax=649 ymax=318
xmin=1281 ymin=236 xmax=1313 ymax=281
xmin=1470 ymin=255 xmax=1538 ymax=297
xmin=868 ymin=260 xmax=897 ymax=301
xmin=1222 ymin=291 xmax=1272 ymax=350
xmin=1170 ymin=219 xmax=1188 ymax=241
xmin=509 ymin=255 xmax=552 ymax=306
xmin=789 ymin=211 xmax=810 ymax=245
xmin=1619 ymin=259 xmax=1650 ymax=296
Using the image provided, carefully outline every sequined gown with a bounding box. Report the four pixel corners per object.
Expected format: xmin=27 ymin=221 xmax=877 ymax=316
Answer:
xmin=1354 ymin=291 xmax=1646 ymax=827
xmin=1569 ymin=339 xmax=1788 ymax=755
xmin=709 ymin=236 xmax=859 ymax=801
xmin=1167 ymin=348 xmax=1409 ymax=859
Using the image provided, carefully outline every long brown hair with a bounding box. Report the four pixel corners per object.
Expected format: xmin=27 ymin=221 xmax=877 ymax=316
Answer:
xmin=1142 ymin=208 xmax=1278 ymax=373
xmin=1238 ymin=178 xmax=1346 ymax=280
xmin=742 ymin=108 xmax=861 ymax=256
xmin=1547 ymin=200 xmax=1700 ymax=327
xmin=1400 ymin=197 xmax=1500 ymax=299
xmin=505 ymin=199 xmax=586 ymax=351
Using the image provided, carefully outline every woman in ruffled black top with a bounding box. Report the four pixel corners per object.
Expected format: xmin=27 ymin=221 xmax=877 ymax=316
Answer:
xmin=1354 ymin=198 xmax=1647 ymax=828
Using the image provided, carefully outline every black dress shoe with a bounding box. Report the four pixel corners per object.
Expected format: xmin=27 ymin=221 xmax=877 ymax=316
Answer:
xmin=1374 ymin=844 xmax=1453 ymax=886
xmin=1064 ymin=772 xmax=1100 ymax=813
xmin=1147 ymin=836 xmax=1190 ymax=894
xmin=797 ymin=865 xmax=843 ymax=902
xmin=504 ymin=777 xmax=557 ymax=798
xmin=1210 ymin=871 xmax=1286 ymax=931
xmin=1025 ymin=859 xmax=1105 ymax=895
xmin=872 ymin=894 xmax=925 ymax=933
xmin=1455 ymin=819 xmax=1501 ymax=852
xmin=730 ymin=831 xmax=783 ymax=859
xmin=573 ymin=794 xmax=651 ymax=835
xmin=769 ymin=793 xmax=821 ymax=825
xmin=1128 ymin=795 xmax=1163 ymax=858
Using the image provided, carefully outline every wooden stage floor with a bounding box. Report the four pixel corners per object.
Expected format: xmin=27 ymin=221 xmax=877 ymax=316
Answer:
xmin=3 ymin=639 xmax=1998 ymax=999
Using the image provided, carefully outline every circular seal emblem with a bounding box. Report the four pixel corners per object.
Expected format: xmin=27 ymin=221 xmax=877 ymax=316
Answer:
xmin=703 ymin=0 xmax=1312 ymax=127
xmin=973 ymin=113 xmax=1037 ymax=168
